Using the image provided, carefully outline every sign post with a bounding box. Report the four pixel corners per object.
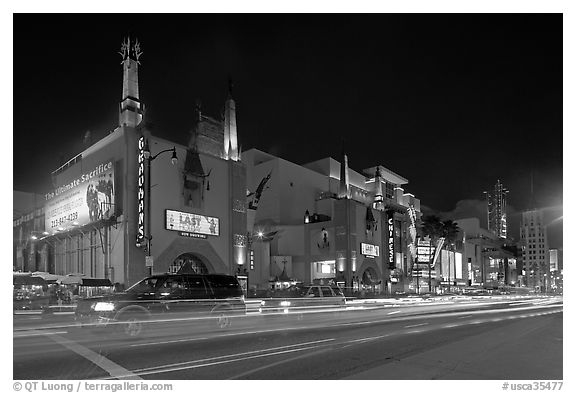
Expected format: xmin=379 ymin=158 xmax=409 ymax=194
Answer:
xmin=416 ymin=238 xmax=435 ymax=293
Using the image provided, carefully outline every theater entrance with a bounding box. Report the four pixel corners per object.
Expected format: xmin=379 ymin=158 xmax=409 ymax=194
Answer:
xmin=169 ymin=253 xmax=209 ymax=274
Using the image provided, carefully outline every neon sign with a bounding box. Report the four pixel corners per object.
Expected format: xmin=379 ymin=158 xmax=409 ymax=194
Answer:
xmin=387 ymin=214 xmax=395 ymax=270
xmin=136 ymin=136 xmax=145 ymax=245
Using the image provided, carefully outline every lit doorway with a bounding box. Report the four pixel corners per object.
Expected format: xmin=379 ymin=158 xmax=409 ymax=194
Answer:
xmin=169 ymin=253 xmax=209 ymax=274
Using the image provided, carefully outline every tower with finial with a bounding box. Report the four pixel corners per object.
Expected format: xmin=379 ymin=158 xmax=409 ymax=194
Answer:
xmin=223 ymin=78 xmax=239 ymax=161
xmin=118 ymin=37 xmax=143 ymax=128
xmin=338 ymin=140 xmax=350 ymax=199
xmin=373 ymin=166 xmax=384 ymax=210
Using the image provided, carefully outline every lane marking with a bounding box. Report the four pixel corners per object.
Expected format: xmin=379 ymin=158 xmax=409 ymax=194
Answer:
xmin=131 ymin=338 xmax=336 ymax=374
xmin=48 ymin=333 xmax=141 ymax=380
xmin=14 ymin=330 xmax=68 ymax=338
xmin=130 ymin=327 xmax=331 ymax=347
xmin=114 ymin=340 xmax=336 ymax=378
xmin=130 ymin=336 xmax=210 ymax=347
xmin=404 ymin=323 xmax=429 ymax=328
xmin=388 ymin=311 xmax=401 ymax=315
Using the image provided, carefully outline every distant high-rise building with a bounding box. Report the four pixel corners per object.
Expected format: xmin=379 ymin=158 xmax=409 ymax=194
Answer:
xmin=520 ymin=209 xmax=549 ymax=290
xmin=484 ymin=180 xmax=509 ymax=239
xmin=549 ymin=249 xmax=558 ymax=272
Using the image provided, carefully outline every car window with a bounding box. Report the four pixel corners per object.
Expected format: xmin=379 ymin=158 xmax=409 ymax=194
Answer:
xmin=308 ymin=286 xmax=321 ymax=297
xmin=331 ymin=286 xmax=343 ymax=296
xmin=126 ymin=277 xmax=165 ymax=294
xmin=161 ymin=276 xmax=187 ymax=293
xmin=205 ymin=275 xmax=243 ymax=298
xmin=187 ymin=276 xmax=208 ymax=299
xmin=320 ymin=287 xmax=333 ymax=297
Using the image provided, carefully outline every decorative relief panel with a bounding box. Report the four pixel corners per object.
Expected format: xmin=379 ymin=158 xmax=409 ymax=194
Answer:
xmin=234 ymin=234 xmax=247 ymax=247
xmin=233 ymin=199 xmax=246 ymax=213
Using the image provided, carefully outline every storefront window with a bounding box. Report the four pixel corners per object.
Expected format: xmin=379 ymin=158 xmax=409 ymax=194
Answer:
xmin=311 ymin=260 xmax=336 ymax=280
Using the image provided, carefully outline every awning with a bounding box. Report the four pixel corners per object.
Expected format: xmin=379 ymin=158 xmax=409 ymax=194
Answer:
xmin=57 ymin=275 xmax=112 ymax=286
xmin=13 ymin=275 xmax=46 ymax=286
xmin=31 ymin=272 xmax=62 ymax=283
xmin=79 ymin=278 xmax=112 ymax=287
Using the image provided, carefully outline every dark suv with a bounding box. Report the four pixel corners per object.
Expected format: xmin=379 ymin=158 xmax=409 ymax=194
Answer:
xmin=75 ymin=273 xmax=246 ymax=337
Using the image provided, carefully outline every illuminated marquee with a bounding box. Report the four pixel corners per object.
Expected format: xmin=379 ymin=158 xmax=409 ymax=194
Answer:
xmin=165 ymin=209 xmax=220 ymax=237
xmin=387 ymin=212 xmax=395 ymax=270
xmin=136 ymin=136 xmax=146 ymax=245
xmin=361 ymin=243 xmax=380 ymax=258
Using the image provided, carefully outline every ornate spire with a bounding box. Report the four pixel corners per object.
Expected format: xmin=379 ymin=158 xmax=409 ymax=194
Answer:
xmin=223 ymin=80 xmax=239 ymax=161
xmin=338 ymin=144 xmax=350 ymax=199
xmin=374 ymin=166 xmax=384 ymax=206
xmin=118 ymin=37 xmax=143 ymax=128
xmin=119 ymin=37 xmax=143 ymax=63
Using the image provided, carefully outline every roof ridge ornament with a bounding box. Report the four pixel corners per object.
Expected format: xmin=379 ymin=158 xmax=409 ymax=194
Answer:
xmin=119 ymin=37 xmax=143 ymax=64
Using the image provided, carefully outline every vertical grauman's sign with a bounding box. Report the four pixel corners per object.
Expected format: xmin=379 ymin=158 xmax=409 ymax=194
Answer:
xmin=387 ymin=211 xmax=395 ymax=270
xmin=136 ymin=136 xmax=146 ymax=245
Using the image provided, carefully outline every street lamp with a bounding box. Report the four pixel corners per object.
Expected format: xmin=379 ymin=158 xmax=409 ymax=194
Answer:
xmin=142 ymin=139 xmax=178 ymax=275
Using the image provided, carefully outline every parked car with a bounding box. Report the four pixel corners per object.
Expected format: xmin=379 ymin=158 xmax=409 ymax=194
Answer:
xmin=259 ymin=284 xmax=346 ymax=316
xmin=75 ymin=273 xmax=246 ymax=338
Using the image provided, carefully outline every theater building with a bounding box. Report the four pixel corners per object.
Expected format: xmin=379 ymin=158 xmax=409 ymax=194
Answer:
xmin=30 ymin=39 xmax=247 ymax=287
xmin=243 ymin=148 xmax=422 ymax=294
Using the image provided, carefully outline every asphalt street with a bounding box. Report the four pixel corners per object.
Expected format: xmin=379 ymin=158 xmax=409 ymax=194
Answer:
xmin=13 ymin=296 xmax=563 ymax=380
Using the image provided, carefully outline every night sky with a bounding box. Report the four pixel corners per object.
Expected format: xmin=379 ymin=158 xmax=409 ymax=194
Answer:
xmin=12 ymin=14 xmax=563 ymax=248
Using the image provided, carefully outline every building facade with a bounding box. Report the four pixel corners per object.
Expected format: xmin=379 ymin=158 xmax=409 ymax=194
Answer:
xmin=484 ymin=180 xmax=509 ymax=239
xmin=549 ymin=249 xmax=558 ymax=272
xmin=13 ymin=191 xmax=46 ymax=272
xmin=456 ymin=217 xmax=516 ymax=289
xmin=243 ymin=148 xmax=422 ymax=295
xmin=520 ymin=209 xmax=549 ymax=291
xmin=17 ymin=39 xmax=247 ymax=287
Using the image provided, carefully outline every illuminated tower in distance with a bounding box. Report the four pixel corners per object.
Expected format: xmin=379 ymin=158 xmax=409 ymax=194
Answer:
xmin=484 ymin=180 xmax=509 ymax=239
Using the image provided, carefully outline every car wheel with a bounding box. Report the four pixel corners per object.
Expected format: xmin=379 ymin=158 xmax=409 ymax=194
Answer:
xmin=214 ymin=310 xmax=232 ymax=329
xmin=118 ymin=312 xmax=145 ymax=338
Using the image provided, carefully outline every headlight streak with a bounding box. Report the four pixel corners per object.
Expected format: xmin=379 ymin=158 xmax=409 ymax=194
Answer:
xmin=14 ymin=297 xmax=562 ymax=344
xmin=103 ymin=307 xmax=563 ymax=379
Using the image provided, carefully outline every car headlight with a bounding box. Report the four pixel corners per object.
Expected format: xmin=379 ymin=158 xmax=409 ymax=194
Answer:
xmin=93 ymin=302 xmax=115 ymax=312
xmin=280 ymin=301 xmax=291 ymax=307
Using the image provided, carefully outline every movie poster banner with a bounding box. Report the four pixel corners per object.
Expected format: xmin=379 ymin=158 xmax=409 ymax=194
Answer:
xmin=165 ymin=209 xmax=220 ymax=236
xmin=44 ymin=161 xmax=115 ymax=233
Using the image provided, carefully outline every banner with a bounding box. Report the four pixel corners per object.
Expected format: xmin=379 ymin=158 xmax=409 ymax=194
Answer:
xmin=165 ymin=209 xmax=220 ymax=236
xmin=44 ymin=161 xmax=115 ymax=233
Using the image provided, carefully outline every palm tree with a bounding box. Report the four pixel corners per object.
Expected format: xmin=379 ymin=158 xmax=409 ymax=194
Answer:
xmin=419 ymin=215 xmax=460 ymax=291
xmin=441 ymin=219 xmax=460 ymax=245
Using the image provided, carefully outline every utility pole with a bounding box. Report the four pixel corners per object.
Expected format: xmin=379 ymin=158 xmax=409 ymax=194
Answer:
xmin=448 ymin=251 xmax=451 ymax=293
xmin=429 ymin=240 xmax=433 ymax=292
xmin=415 ymin=255 xmax=420 ymax=294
